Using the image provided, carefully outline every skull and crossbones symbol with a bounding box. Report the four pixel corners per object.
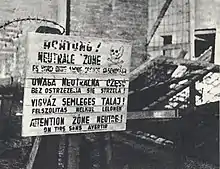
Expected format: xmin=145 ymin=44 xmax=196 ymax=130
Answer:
xmin=107 ymin=45 xmax=124 ymax=68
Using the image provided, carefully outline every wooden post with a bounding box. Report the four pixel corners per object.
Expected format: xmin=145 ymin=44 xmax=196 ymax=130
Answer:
xmin=63 ymin=0 xmax=82 ymax=168
xmin=98 ymin=132 xmax=113 ymax=169
xmin=67 ymin=135 xmax=81 ymax=169
xmin=33 ymin=136 xmax=60 ymax=169
xmin=31 ymin=26 xmax=62 ymax=169
xmin=189 ymin=82 xmax=196 ymax=107
xmin=79 ymin=135 xmax=92 ymax=169
xmin=105 ymin=132 xmax=113 ymax=169
xmin=26 ymin=137 xmax=42 ymax=169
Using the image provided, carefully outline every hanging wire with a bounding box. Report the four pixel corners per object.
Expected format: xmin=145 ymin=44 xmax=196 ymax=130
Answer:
xmin=0 ymin=17 xmax=65 ymax=35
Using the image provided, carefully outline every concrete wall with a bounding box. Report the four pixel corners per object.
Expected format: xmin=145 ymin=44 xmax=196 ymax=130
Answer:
xmin=147 ymin=0 xmax=191 ymax=60
xmin=195 ymin=0 xmax=220 ymax=105
xmin=195 ymin=0 xmax=220 ymax=64
xmin=69 ymin=0 xmax=148 ymax=71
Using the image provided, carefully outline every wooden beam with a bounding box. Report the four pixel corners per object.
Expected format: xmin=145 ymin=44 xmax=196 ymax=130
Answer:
xmin=0 ymin=48 xmax=16 ymax=53
xmin=147 ymin=43 xmax=188 ymax=52
xmin=142 ymin=66 xmax=216 ymax=110
xmin=195 ymin=28 xmax=216 ymax=35
xmin=26 ymin=137 xmax=42 ymax=169
xmin=127 ymin=110 xmax=179 ymax=120
xmin=0 ymin=37 xmax=13 ymax=43
xmin=163 ymin=57 xmax=219 ymax=72
xmin=129 ymin=55 xmax=162 ymax=82
xmin=112 ymin=133 xmax=174 ymax=156
xmin=129 ymin=72 xmax=194 ymax=96
xmin=129 ymin=56 xmax=219 ymax=84
xmin=130 ymin=48 xmax=218 ymax=83
xmin=177 ymin=50 xmax=187 ymax=59
xmin=146 ymin=0 xmax=173 ymax=47
xmin=196 ymin=46 xmax=212 ymax=62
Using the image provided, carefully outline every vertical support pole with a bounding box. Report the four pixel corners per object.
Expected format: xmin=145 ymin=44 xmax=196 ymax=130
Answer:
xmin=67 ymin=135 xmax=81 ymax=169
xmin=63 ymin=1 xmax=81 ymax=169
xmin=0 ymin=99 xmax=4 ymax=116
xmin=79 ymin=135 xmax=92 ymax=169
xmin=189 ymin=0 xmax=199 ymax=109
xmin=189 ymin=82 xmax=196 ymax=107
xmin=98 ymin=132 xmax=113 ymax=169
xmin=26 ymin=137 xmax=42 ymax=169
xmin=189 ymin=0 xmax=196 ymax=60
xmin=33 ymin=136 xmax=60 ymax=169
xmin=105 ymin=132 xmax=113 ymax=169
xmin=57 ymin=0 xmax=67 ymax=33
xmin=100 ymin=133 xmax=107 ymax=169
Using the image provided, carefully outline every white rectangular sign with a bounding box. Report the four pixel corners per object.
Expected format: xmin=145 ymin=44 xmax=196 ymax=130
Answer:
xmin=22 ymin=32 xmax=132 ymax=137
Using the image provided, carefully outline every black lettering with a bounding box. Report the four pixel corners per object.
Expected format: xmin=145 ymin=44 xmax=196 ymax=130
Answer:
xmin=83 ymin=54 xmax=101 ymax=65
xmin=29 ymin=117 xmax=64 ymax=127
xmin=31 ymin=87 xmax=42 ymax=94
xmin=31 ymin=98 xmax=56 ymax=107
xmin=62 ymin=97 xmax=95 ymax=106
xmin=101 ymin=97 xmax=121 ymax=105
xmin=44 ymin=127 xmax=51 ymax=133
xmin=32 ymin=78 xmax=56 ymax=86
xmin=72 ymin=115 xmax=90 ymax=125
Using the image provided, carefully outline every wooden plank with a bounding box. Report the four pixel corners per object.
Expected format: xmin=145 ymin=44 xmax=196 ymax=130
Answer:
xmin=15 ymin=110 xmax=179 ymax=120
xmin=177 ymin=50 xmax=187 ymax=59
xmin=195 ymin=28 xmax=216 ymax=35
xmin=129 ymin=55 xmax=162 ymax=82
xmin=196 ymin=46 xmax=212 ymax=62
xmin=129 ymin=69 xmax=196 ymax=97
xmin=142 ymin=66 xmax=216 ymax=110
xmin=112 ymin=133 xmax=174 ymax=155
xmin=26 ymin=136 xmax=42 ymax=169
xmin=0 ymin=47 xmax=16 ymax=52
xmin=127 ymin=110 xmax=179 ymax=120
xmin=147 ymin=43 xmax=188 ymax=52
xmin=162 ymin=57 xmax=219 ymax=72
xmin=146 ymin=0 xmax=173 ymax=47
xmin=0 ymin=37 xmax=13 ymax=43
xmin=129 ymin=50 xmax=218 ymax=83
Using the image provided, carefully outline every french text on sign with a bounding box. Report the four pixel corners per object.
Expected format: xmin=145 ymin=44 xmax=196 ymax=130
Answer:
xmin=22 ymin=32 xmax=131 ymax=137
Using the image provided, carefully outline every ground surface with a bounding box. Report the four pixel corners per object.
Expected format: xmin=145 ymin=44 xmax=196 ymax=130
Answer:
xmin=111 ymin=142 xmax=218 ymax=169
xmin=0 ymin=138 xmax=218 ymax=169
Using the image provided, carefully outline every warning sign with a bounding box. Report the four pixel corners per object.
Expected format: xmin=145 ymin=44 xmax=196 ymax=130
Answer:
xmin=22 ymin=32 xmax=132 ymax=137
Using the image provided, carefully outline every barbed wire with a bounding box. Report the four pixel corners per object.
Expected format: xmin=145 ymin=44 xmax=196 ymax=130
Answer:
xmin=0 ymin=17 xmax=65 ymax=34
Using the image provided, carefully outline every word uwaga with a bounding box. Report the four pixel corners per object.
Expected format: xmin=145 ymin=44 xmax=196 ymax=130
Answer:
xmin=31 ymin=78 xmax=126 ymax=87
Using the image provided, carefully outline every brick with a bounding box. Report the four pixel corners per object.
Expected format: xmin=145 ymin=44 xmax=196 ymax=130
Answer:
xmin=70 ymin=0 xmax=148 ymax=69
xmin=0 ymin=0 xmax=58 ymax=78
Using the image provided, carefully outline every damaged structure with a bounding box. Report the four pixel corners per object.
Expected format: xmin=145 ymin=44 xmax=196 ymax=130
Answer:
xmin=0 ymin=0 xmax=218 ymax=168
